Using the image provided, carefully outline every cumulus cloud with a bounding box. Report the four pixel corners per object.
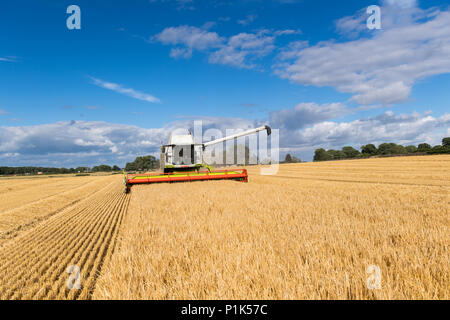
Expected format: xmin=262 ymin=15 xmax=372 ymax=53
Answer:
xmin=152 ymin=2 xmax=450 ymax=105
xmin=275 ymin=3 xmax=450 ymax=105
xmin=384 ymin=0 xmax=417 ymax=9
xmin=0 ymin=117 xmax=257 ymax=167
xmin=155 ymin=25 xmax=223 ymax=52
xmin=1 ymin=105 xmax=448 ymax=165
xmin=155 ymin=26 xmax=292 ymax=68
xmin=334 ymin=7 xmax=368 ymax=38
xmin=264 ymin=103 xmax=449 ymax=158
xmin=89 ymin=77 xmax=161 ymax=103
xmin=269 ymin=102 xmax=349 ymax=131
xmin=170 ymin=47 xmax=193 ymax=59
xmin=209 ymin=31 xmax=276 ymax=68
xmin=0 ymin=121 xmax=167 ymax=167
xmin=280 ymin=111 xmax=450 ymax=150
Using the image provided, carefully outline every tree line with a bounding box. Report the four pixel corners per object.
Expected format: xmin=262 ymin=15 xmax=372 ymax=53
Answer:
xmin=0 ymin=165 xmax=121 ymax=175
xmin=1 ymin=155 xmax=160 ymax=175
xmin=283 ymin=154 xmax=301 ymax=163
xmin=125 ymin=155 xmax=159 ymax=171
xmin=313 ymin=137 xmax=450 ymax=162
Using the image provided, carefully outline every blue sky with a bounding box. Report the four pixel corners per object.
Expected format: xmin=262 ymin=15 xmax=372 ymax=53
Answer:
xmin=0 ymin=0 xmax=449 ymax=167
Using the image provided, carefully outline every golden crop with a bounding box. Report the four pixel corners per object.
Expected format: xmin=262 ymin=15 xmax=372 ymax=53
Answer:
xmin=0 ymin=155 xmax=448 ymax=300
xmin=93 ymin=155 xmax=449 ymax=300
xmin=0 ymin=176 xmax=128 ymax=299
xmin=0 ymin=175 xmax=116 ymax=244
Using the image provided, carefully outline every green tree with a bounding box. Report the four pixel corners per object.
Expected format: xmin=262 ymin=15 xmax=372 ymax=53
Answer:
xmin=361 ymin=144 xmax=377 ymax=155
xmin=405 ymin=145 xmax=417 ymax=153
xmin=125 ymin=155 xmax=159 ymax=171
xmin=428 ymin=145 xmax=450 ymax=154
xmin=378 ymin=143 xmax=406 ymax=155
xmin=284 ymin=154 xmax=293 ymax=163
xmin=394 ymin=144 xmax=407 ymax=154
xmin=291 ymin=155 xmax=301 ymax=163
xmin=112 ymin=165 xmax=121 ymax=171
xmin=342 ymin=146 xmax=360 ymax=158
xmin=417 ymin=143 xmax=432 ymax=152
xmin=314 ymin=148 xmax=331 ymax=161
xmin=92 ymin=165 xmax=112 ymax=172
xmin=442 ymin=137 xmax=450 ymax=147
xmin=326 ymin=149 xmax=346 ymax=160
xmin=60 ymin=168 xmax=70 ymax=174
xmin=431 ymin=145 xmax=443 ymax=153
xmin=378 ymin=143 xmax=392 ymax=155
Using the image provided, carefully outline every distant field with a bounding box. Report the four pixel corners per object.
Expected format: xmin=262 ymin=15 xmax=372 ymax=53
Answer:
xmin=0 ymin=155 xmax=448 ymax=299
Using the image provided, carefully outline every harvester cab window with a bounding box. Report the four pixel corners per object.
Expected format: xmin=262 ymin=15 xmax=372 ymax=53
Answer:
xmin=173 ymin=145 xmax=194 ymax=165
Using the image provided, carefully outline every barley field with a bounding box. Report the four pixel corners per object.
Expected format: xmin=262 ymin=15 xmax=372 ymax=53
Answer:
xmin=0 ymin=155 xmax=448 ymax=300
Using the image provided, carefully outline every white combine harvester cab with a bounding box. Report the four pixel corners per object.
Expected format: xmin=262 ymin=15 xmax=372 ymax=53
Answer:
xmin=160 ymin=130 xmax=204 ymax=173
xmin=160 ymin=126 xmax=271 ymax=173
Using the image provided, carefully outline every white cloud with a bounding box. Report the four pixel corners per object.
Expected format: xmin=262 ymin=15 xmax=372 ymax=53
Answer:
xmin=2 ymin=107 xmax=448 ymax=166
xmin=0 ymin=121 xmax=167 ymax=167
xmin=0 ymin=56 xmax=17 ymax=62
xmin=155 ymin=25 xmax=223 ymax=51
xmin=280 ymin=111 xmax=450 ymax=150
xmin=0 ymin=117 xmax=257 ymax=167
xmin=208 ymin=45 xmax=249 ymax=68
xmin=275 ymin=4 xmax=450 ymax=105
xmin=202 ymin=21 xmax=217 ymax=30
xmin=0 ymin=109 xmax=8 ymax=115
xmin=170 ymin=47 xmax=193 ymax=59
xmin=155 ymin=27 xmax=281 ymax=68
xmin=384 ymin=0 xmax=417 ymax=9
xmin=269 ymin=102 xmax=349 ymax=130
xmin=237 ymin=14 xmax=258 ymax=26
xmin=209 ymin=31 xmax=276 ymax=68
xmin=334 ymin=7 xmax=368 ymax=38
xmin=274 ymin=29 xmax=302 ymax=36
xmin=89 ymin=77 xmax=161 ymax=103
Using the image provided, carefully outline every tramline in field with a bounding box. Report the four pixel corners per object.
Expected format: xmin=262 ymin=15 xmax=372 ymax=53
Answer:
xmin=124 ymin=125 xmax=271 ymax=193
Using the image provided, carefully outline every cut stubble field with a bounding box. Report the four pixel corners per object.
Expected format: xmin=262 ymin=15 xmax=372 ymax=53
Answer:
xmin=0 ymin=155 xmax=449 ymax=299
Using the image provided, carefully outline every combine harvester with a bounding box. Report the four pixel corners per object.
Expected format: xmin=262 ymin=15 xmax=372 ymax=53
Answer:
xmin=124 ymin=125 xmax=271 ymax=193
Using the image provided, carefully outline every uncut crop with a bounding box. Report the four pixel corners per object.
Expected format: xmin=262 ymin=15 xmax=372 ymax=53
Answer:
xmin=93 ymin=155 xmax=449 ymax=300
